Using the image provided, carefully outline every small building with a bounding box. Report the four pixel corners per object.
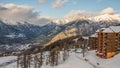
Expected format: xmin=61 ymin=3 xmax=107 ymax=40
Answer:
xmin=88 ymin=33 xmax=97 ymax=50
xmin=96 ymin=26 xmax=120 ymax=59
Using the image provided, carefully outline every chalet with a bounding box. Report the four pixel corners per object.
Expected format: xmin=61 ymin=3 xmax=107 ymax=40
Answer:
xmin=96 ymin=26 xmax=120 ymax=59
xmin=88 ymin=33 xmax=97 ymax=50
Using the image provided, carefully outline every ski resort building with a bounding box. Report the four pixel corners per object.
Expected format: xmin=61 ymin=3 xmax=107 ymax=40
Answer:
xmin=88 ymin=33 xmax=97 ymax=50
xmin=96 ymin=26 xmax=120 ymax=59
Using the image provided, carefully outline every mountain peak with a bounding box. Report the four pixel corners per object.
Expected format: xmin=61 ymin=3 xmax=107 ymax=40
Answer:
xmin=89 ymin=14 xmax=120 ymax=22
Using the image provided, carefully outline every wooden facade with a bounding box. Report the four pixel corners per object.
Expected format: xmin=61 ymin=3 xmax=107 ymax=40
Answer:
xmin=88 ymin=37 xmax=97 ymax=50
xmin=97 ymin=27 xmax=120 ymax=59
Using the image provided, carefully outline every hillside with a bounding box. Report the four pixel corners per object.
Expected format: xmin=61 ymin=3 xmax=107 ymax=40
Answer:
xmin=0 ymin=50 xmax=120 ymax=68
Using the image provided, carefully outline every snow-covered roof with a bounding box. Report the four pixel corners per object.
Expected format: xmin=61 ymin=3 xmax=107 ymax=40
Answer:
xmin=90 ymin=33 xmax=97 ymax=37
xmin=103 ymin=26 xmax=120 ymax=33
xmin=96 ymin=28 xmax=105 ymax=32
xmin=83 ymin=36 xmax=89 ymax=39
xmin=96 ymin=26 xmax=120 ymax=33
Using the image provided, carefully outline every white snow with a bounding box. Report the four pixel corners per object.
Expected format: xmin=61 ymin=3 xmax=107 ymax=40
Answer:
xmin=73 ymin=38 xmax=79 ymax=43
xmin=96 ymin=26 xmax=120 ymax=33
xmin=2 ymin=62 xmax=17 ymax=68
xmin=90 ymin=14 xmax=120 ymax=22
xmin=84 ymin=51 xmax=120 ymax=68
xmin=96 ymin=28 xmax=105 ymax=32
xmin=41 ymin=52 xmax=93 ymax=68
xmin=0 ymin=56 xmax=16 ymax=64
xmin=35 ymin=50 xmax=120 ymax=68
xmin=0 ymin=50 xmax=120 ymax=68
xmin=83 ymin=37 xmax=89 ymax=39
xmin=52 ymin=18 xmax=70 ymax=25
xmin=19 ymin=44 xmax=31 ymax=50
xmin=0 ymin=56 xmax=17 ymax=68
xmin=90 ymin=33 xmax=97 ymax=37
xmin=5 ymin=33 xmax=25 ymax=38
xmin=103 ymin=26 xmax=120 ymax=33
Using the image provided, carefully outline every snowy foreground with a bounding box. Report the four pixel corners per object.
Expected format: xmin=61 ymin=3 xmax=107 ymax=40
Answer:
xmin=0 ymin=56 xmax=17 ymax=68
xmin=0 ymin=50 xmax=120 ymax=68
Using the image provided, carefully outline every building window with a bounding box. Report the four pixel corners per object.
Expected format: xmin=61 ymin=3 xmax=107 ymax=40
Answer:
xmin=105 ymin=36 xmax=107 ymax=39
xmin=104 ymin=43 xmax=107 ymax=45
xmin=105 ymin=33 xmax=108 ymax=35
xmin=116 ymin=33 xmax=118 ymax=36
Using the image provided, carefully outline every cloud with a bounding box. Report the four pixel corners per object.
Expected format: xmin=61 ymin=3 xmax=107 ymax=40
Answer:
xmin=99 ymin=7 xmax=115 ymax=15
xmin=64 ymin=10 xmax=93 ymax=20
xmin=52 ymin=0 xmax=68 ymax=8
xmin=0 ymin=4 xmax=50 ymax=26
xmin=38 ymin=0 xmax=46 ymax=4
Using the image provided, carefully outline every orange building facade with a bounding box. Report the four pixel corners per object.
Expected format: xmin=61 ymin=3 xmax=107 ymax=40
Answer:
xmin=96 ymin=26 xmax=120 ymax=59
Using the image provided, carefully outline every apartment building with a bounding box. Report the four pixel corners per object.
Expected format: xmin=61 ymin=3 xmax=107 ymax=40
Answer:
xmin=96 ymin=26 xmax=120 ymax=59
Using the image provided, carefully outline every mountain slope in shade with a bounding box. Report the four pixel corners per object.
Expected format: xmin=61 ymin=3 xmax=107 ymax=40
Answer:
xmin=0 ymin=20 xmax=65 ymax=52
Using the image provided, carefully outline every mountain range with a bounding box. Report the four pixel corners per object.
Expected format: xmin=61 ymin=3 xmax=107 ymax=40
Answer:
xmin=0 ymin=14 xmax=120 ymax=52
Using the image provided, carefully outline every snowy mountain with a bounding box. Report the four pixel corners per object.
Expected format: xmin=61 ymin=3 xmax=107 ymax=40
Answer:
xmin=1 ymin=14 xmax=120 ymax=52
xmin=42 ymin=14 xmax=120 ymax=50
xmin=50 ymin=18 xmax=70 ymax=25
xmin=0 ymin=20 xmax=65 ymax=52
xmin=49 ymin=14 xmax=120 ymax=25
xmin=90 ymin=14 xmax=120 ymax=22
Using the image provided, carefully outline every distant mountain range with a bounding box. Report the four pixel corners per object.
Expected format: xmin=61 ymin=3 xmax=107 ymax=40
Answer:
xmin=51 ymin=14 xmax=120 ymax=24
xmin=0 ymin=14 xmax=120 ymax=52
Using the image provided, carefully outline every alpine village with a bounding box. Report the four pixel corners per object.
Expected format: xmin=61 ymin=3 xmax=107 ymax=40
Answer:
xmin=0 ymin=0 xmax=120 ymax=68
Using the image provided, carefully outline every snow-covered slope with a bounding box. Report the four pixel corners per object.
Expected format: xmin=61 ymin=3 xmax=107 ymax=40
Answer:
xmin=0 ymin=56 xmax=17 ymax=68
xmin=0 ymin=56 xmax=16 ymax=64
xmin=1 ymin=50 xmax=120 ymax=68
xmin=35 ymin=50 xmax=120 ymax=68
xmin=42 ymin=51 xmax=93 ymax=68
xmin=84 ymin=50 xmax=120 ymax=68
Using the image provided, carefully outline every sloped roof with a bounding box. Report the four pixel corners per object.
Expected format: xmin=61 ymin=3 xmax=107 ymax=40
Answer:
xmin=96 ymin=28 xmax=105 ymax=32
xmin=103 ymin=26 xmax=120 ymax=33
xmin=90 ymin=33 xmax=97 ymax=37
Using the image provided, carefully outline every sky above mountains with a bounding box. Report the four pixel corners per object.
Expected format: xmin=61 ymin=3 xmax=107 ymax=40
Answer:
xmin=0 ymin=0 xmax=120 ymax=25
